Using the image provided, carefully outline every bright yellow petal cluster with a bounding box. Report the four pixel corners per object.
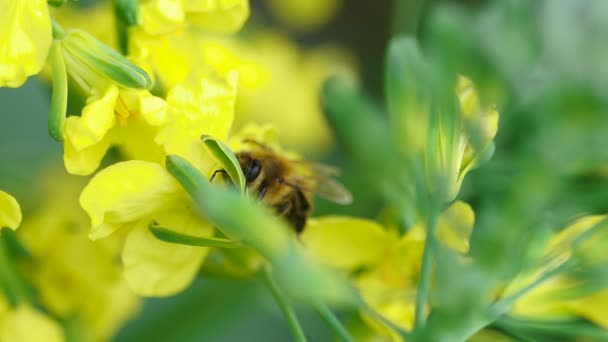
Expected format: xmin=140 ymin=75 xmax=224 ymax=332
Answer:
xmin=139 ymin=0 xmax=249 ymax=35
xmin=0 ymin=0 xmax=52 ymax=87
xmin=0 ymin=191 xmax=21 ymax=230
xmin=130 ymin=27 xmax=356 ymax=156
xmin=79 ymin=73 xmax=237 ymax=296
xmin=63 ymin=85 xmax=167 ymax=175
xmin=0 ymin=297 xmax=64 ymax=342
xmin=302 ymin=201 xmax=475 ymax=337
xmin=81 ymin=161 xmax=213 ymax=296
xmin=14 ymin=172 xmax=140 ymax=340
xmin=509 ymin=215 xmax=608 ymax=328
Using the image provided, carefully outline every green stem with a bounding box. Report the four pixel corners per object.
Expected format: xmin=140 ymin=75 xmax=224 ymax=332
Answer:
xmin=48 ymin=41 xmax=68 ymax=142
xmin=362 ymin=303 xmax=411 ymax=339
xmin=413 ymin=210 xmax=439 ymax=330
xmin=261 ymin=267 xmax=307 ymax=342
xmin=392 ymin=0 xmax=427 ymax=36
xmin=315 ymin=302 xmax=353 ymax=342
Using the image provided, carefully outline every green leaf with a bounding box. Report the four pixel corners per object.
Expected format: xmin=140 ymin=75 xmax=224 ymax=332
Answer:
xmin=48 ymin=41 xmax=67 ymax=142
xmin=149 ymin=224 xmax=242 ymax=248
xmin=202 ymin=135 xmax=246 ymax=193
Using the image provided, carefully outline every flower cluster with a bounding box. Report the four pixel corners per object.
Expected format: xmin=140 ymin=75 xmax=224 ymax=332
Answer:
xmin=2 ymin=0 xmax=608 ymax=341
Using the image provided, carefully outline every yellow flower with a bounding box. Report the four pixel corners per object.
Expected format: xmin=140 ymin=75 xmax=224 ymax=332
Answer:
xmin=302 ymin=201 xmax=475 ymax=338
xmin=0 ymin=296 xmax=64 ymax=342
xmin=16 ymin=171 xmax=140 ymax=340
xmin=449 ymin=76 xmax=499 ymax=199
xmin=79 ymin=76 xmax=237 ymax=296
xmin=132 ymin=29 xmax=357 ymax=155
xmin=63 ymin=85 xmax=167 ymax=175
xmin=509 ymin=215 xmax=608 ymax=329
xmin=0 ymin=0 xmax=52 ymax=87
xmin=264 ymin=0 xmax=342 ymax=32
xmin=0 ymin=191 xmax=21 ymax=230
xmin=138 ymin=0 xmax=249 ymax=35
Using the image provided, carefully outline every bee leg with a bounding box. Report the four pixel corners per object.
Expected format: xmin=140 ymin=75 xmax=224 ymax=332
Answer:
xmin=257 ymin=182 xmax=268 ymax=200
xmin=276 ymin=201 xmax=291 ymax=215
xmin=210 ymin=169 xmax=232 ymax=185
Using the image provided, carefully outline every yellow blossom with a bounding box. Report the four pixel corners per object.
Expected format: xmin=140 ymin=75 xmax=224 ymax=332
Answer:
xmin=509 ymin=215 xmax=608 ymax=329
xmin=449 ymin=76 xmax=499 ymax=199
xmin=63 ymin=85 xmax=167 ymax=175
xmin=0 ymin=191 xmax=21 ymax=230
xmin=0 ymin=296 xmax=64 ymax=342
xmin=131 ymin=29 xmax=357 ymax=155
xmin=301 ymin=201 xmax=475 ymax=339
xmin=0 ymin=0 xmax=52 ymax=87
xmin=138 ymin=0 xmax=249 ymax=35
xmin=79 ymin=76 xmax=238 ymax=296
xmin=16 ymin=171 xmax=140 ymax=340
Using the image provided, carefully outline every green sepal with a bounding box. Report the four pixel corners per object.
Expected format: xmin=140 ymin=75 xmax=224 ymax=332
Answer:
xmin=64 ymin=30 xmax=151 ymax=89
xmin=48 ymin=40 xmax=68 ymax=142
xmin=202 ymin=135 xmax=246 ymax=193
xmin=149 ymin=223 xmax=242 ymax=248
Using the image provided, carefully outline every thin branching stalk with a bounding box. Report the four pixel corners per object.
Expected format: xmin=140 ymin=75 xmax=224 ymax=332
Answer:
xmin=414 ymin=210 xmax=439 ymax=330
xmin=315 ymin=302 xmax=353 ymax=342
xmin=260 ymin=267 xmax=307 ymax=342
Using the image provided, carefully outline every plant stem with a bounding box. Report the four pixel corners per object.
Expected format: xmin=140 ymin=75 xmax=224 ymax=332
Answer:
xmin=315 ymin=302 xmax=353 ymax=342
xmin=363 ymin=303 xmax=411 ymax=339
xmin=261 ymin=267 xmax=307 ymax=342
xmin=413 ymin=210 xmax=439 ymax=330
xmin=392 ymin=0 xmax=428 ymax=36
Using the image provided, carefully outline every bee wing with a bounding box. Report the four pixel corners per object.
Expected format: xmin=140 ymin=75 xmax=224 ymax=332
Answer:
xmin=311 ymin=176 xmax=353 ymax=205
xmin=298 ymin=161 xmax=341 ymax=177
xmin=287 ymin=159 xmax=352 ymax=205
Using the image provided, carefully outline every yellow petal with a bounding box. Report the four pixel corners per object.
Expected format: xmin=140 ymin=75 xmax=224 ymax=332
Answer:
xmin=139 ymin=0 xmax=184 ymax=35
xmin=436 ymin=201 xmax=475 ymax=253
xmin=156 ymin=74 xmax=237 ymax=172
xmin=567 ymin=289 xmax=608 ymax=328
xmin=185 ymin=0 xmax=249 ymax=34
xmin=0 ymin=0 xmax=52 ymax=87
xmin=122 ymin=205 xmax=212 ymax=296
xmin=64 ymin=85 xmax=118 ymax=152
xmin=301 ymin=216 xmax=390 ymax=271
xmin=0 ymin=190 xmax=21 ymax=230
xmin=63 ymin=131 xmax=112 ymax=176
xmin=80 ymin=160 xmax=185 ymax=240
xmin=0 ymin=304 xmax=64 ymax=342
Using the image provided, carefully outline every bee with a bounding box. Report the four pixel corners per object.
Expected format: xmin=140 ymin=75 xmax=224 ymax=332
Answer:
xmin=212 ymin=140 xmax=352 ymax=233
